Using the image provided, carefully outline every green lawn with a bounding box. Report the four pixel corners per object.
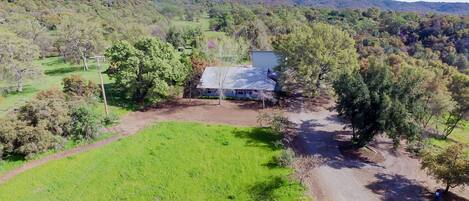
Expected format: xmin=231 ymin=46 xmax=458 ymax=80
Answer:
xmin=171 ymin=14 xmax=227 ymax=40
xmin=428 ymin=120 xmax=468 ymax=156
xmin=0 ymin=132 xmax=116 ymax=176
xmin=0 ymin=57 xmax=132 ymax=117
xmin=0 ymin=122 xmax=308 ymax=201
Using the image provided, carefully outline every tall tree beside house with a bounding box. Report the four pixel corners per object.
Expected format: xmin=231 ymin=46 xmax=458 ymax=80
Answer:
xmin=57 ymin=15 xmax=105 ymax=71
xmin=105 ymin=38 xmax=189 ymax=103
xmin=200 ymin=36 xmax=249 ymax=105
xmin=233 ymin=19 xmax=272 ymax=50
xmin=0 ymin=30 xmax=40 ymax=92
xmin=274 ymin=23 xmax=359 ymax=96
xmin=184 ymin=50 xmax=209 ymax=99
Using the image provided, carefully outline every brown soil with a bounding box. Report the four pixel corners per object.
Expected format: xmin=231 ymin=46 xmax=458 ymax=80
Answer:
xmin=336 ymin=135 xmax=385 ymax=164
xmin=0 ymin=99 xmax=267 ymax=184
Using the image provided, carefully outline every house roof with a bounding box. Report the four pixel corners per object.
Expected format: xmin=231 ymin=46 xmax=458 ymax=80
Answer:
xmin=197 ymin=66 xmax=276 ymax=91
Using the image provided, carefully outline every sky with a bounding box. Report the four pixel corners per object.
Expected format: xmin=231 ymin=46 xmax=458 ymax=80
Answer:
xmin=396 ymin=0 xmax=469 ymax=2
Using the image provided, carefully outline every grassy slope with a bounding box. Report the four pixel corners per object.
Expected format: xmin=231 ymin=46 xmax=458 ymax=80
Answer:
xmin=0 ymin=122 xmax=308 ymax=201
xmin=172 ymin=14 xmax=226 ymax=39
xmin=429 ymin=121 xmax=468 ymax=155
xmin=0 ymin=132 xmax=115 ymax=175
xmin=0 ymin=57 xmax=131 ymax=117
xmin=0 ymin=57 xmax=132 ymax=175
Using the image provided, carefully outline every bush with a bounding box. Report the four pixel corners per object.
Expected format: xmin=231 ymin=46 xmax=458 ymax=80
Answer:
xmin=276 ymin=148 xmax=295 ymax=167
xmin=62 ymin=75 xmax=99 ymax=97
xmin=102 ymin=113 xmax=119 ymax=126
xmin=0 ymin=118 xmax=60 ymax=159
xmin=70 ymin=106 xmax=103 ymax=140
xmin=17 ymin=89 xmax=71 ymax=136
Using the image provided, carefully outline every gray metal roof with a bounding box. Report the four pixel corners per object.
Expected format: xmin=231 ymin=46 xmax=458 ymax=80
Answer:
xmin=197 ymin=66 xmax=276 ymax=91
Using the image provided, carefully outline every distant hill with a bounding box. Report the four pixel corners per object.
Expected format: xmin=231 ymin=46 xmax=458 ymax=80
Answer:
xmin=219 ymin=0 xmax=469 ymax=15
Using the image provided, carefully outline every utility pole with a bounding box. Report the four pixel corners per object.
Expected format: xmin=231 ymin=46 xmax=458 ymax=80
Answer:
xmin=91 ymin=55 xmax=109 ymax=117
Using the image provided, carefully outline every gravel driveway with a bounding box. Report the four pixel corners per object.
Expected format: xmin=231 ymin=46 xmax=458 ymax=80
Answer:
xmin=286 ymin=97 xmax=469 ymax=201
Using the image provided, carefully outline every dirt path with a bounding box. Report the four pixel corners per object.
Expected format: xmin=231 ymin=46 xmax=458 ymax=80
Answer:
xmin=288 ymin=98 xmax=469 ymax=201
xmin=0 ymin=99 xmax=266 ymax=185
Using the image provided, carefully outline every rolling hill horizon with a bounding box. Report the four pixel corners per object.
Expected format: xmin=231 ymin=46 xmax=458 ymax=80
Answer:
xmin=216 ymin=0 xmax=469 ymax=15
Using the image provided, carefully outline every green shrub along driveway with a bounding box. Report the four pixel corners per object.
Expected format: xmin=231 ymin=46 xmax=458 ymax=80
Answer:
xmin=0 ymin=122 xmax=308 ymax=201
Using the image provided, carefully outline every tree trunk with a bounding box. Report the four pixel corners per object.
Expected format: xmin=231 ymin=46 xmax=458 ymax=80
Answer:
xmin=423 ymin=114 xmax=433 ymax=129
xmin=444 ymin=114 xmax=461 ymax=139
xmin=14 ymin=68 xmax=23 ymax=92
xmin=79 ymin=49 xmax=89 ymax=71
xmin=445 ymin=183 xmax=450 ymax=193
xmin=16 ymin=79 xmax=23 ymax=92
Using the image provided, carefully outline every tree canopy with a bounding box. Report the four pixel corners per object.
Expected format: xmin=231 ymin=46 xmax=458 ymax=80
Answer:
xmin=421 ymin=144 xmax=469 ymax=193
xmin=274 ymin=23 xmax=358 ymax=96
xmin=105 ymin=38 xmax=190 ymax=103
xmin=0 ymin=29 xmax=40 ymax=92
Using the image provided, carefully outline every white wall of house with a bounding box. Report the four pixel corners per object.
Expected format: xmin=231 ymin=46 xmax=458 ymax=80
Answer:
xmin=201 ymin=88 xmax=273 ymax=100
xmin=251 ymin=51 xmax=280 ymax=69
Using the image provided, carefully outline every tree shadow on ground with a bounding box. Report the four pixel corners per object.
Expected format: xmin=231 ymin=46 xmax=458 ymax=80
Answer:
xmin=442 ymin=191 xmax=469 ymax=201
xmin=44 ymin=67 xmax=83 ymax=76
xmin=293 ymin=119 xmax=383 ymax=170
xmin=249 ymin=176 xmax=292 ymax=200
xmin=366 ymin=173 xmax=432 ymax=201
xmin=233 ymin=127 xmax=282 ymax=150
xmin=150 ymin=99 xmax=217 ymax=115
xmin=103 ymin=83 xmax=141 ymax=111
xmin=280 ymin=94 xmax=332 ymax=113
xmin=2 ymin=154 xmax=25 ymax=163
xmin=1 ymin=85 xmax=37 ymax=98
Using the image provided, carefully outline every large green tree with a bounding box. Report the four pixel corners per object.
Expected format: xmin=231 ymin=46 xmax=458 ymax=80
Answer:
xmin=333 ymin=57 xmax=429 ymax=147
xmin=274 ymin=23 xmax=358 ymax=96
xmin=105 ymin=38 xmax=189 ymax=103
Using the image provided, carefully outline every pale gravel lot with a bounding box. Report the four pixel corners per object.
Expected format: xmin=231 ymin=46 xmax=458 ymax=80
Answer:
xmin=287 ymin=97 xmax=469 ymax=201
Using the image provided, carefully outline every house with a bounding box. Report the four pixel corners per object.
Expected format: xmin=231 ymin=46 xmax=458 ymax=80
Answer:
xmin=197 ymin=51 xmax=280 ymax=100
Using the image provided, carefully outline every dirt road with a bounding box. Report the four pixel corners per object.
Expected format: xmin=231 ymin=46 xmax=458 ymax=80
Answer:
xmin=287 ymin=98 xmax=469 ymax=201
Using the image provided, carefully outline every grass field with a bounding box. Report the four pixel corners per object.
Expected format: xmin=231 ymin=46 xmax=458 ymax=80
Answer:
xmin=429 ymin=120 xmax=468 ymax=155
xmin=0 ymin=57 xmax=132 ymax=117
xmin=0 ymin=132 xmax=115 ymax=176
xmin=0 ymin=122 xmax=308 ymax=201
xmin=171 ymin=14 xmax=227 ymax=40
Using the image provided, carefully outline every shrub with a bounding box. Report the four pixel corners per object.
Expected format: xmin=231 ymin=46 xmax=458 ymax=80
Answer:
xmin=102 ymin=113 xmax=119 ymax=126
xmin=17 ymin=89 xmax=71 ymax=136
xmin=0 ymin=118 xmax=60 ymax=159
xmin=257 ymin=111 xmax=289 ymax=135
xmin=62 ymin=75 xmax=99 ymax=97
xmin=276 ymin=148 xmax=295 ymax=167
xmin=70 ymin=106 xmax=103 ymax=140
xmin=257 ymin=111 xmax=296 ymax=145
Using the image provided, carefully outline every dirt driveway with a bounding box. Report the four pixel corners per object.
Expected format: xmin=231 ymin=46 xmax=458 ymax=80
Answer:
xmin=0 ymin=99 xmax=267 ymax=184
xmin=287 ymin=98 xmax=469 ymax=201
xmin=107 ymin=99 xmax=268 ymax=135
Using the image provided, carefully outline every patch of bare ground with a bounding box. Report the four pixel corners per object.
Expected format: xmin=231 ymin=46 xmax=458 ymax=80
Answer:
xmin=336 ymin=134 xmax=385 ymax=164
